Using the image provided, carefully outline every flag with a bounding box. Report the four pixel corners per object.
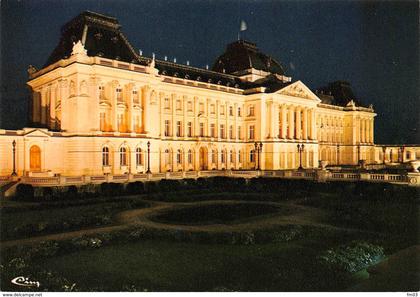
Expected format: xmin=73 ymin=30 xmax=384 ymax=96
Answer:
xmin=240 ymin=20 xmax=247 ymax=31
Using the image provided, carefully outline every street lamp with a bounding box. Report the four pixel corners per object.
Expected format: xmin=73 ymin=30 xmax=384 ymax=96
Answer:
xmin=146 ymin=141 xmax=151 ymax=173
xmin=253 ymin=142 xmax=263 ymax=170
xmin=12 ymin=140 xmax=17 ymax=176
xmin=297 ymin=143 xmax=305 ymax=170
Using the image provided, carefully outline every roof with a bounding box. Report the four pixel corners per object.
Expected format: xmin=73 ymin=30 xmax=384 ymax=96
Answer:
xmin=212 ymin=40 xmax=285 ymax=76
xmin=315 ymin=81 xmax=365 ymax=107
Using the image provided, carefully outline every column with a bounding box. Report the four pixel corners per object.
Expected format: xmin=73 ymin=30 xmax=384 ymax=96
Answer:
xmin=216 ymin=100 xmax=219 ymax=139
xmin=194 ymin=97 xmax=199 ymax=136
xmin=269 ymin=101 xmax=275 ymax=138
xmin=40 ymin=88 xmax=47 ymax=125
xmin=370 ymin=119 xmax=374 ymax=143
xmin=141 ymin=85 xmax=150 ymax=133
xmin=288 ymin=106 xmax=295 ymax=139
xmin=112 ymin=82 xmax=118 ymax=131
xmin=273 ymin=103 xmax=279 ymax=139
xmin=234 ymin=103 xmax=238 ymax=140
xmin=127 ymin=84 xmax=134 ymax=132
xmin=159 ymin=93 xmax=165 ymax=137
xmin=50 ymin=84 xmax=56 ymax=129
xmin=311 ymin=109 xmax=316 ymax=140
xmin=183 ymin=96 xmax=187 ymax=138
xmin=360 ymin=118 xmax=365 ymax=143
xmin=302 ymin=108 xmax=308 ymax=140
xmin=281 ymin=105 xmax=287 ymax=139
xmin=295 ymin=107 xmax=301 ymax=139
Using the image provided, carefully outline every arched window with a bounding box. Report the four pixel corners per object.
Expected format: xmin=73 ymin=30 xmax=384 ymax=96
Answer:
xmin=30 ymin=145 xmax=41 ymax=171
xmin=250 ymin=150 xmax=256 ymax=163
xmin=212 ymin=150 xmax=217 ymax=163
xmin=120 ymin=147 xmax=127 ymax=166
xmin=102 ymin=147 xmax=109 ymax=166
xmin=221 ymin=150 xmax=226 ymax=163
xmin=177 ymin=149 xmax=182 ymax=164
xmin=165 ymin=149 xmax=170 ymax=165
xmin=136 ymin=147 xmax=143 ymax=166
xmin=188 ymin=150 xmax=193 ymax=164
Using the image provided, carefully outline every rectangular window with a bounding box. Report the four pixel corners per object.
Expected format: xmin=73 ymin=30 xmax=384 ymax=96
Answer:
xmin=229 ymin=125 xmax=233 ymax=139
xmin=187 ymin=122 xmax=192 ymax=137
xmin=229 ymin=106 xmax=233 ymax=116
xmin=199 ymin=123 xmax=204 ymax=137
xmin=238 ymin=150 xmax=241 ymax=163
xmin=220 ymin=105 xmax=225 ymax=115
xmin=237 ymin=126 xmax=241 ymax=139
xmin=176 ymin=100 xmax=182 ymax=110
xmin=132 ymin=90 xmax=139 ymax=104
xmin=99 ymin=86 xmax=105 ymax=101
xmin=187 ymin=101 xmax=193 ymax=111
xmin=210 ymin=104 xmax=215 ymax=114
xmin=210 ymin=123 xmax=215 ymax=138
xmin=165 ymin=120 xmax=170 ymax=136
xmin=199 ymin=103 xmax=205 ymax=113
xmin=176 ymin=121 xmax=182 ymax=137
xmin=116 ymin=88 xmax=123 ymax=102
xmin=221 ymin=151 xmax=225 ymax=163
xmin=220 ymin=124 xmax=225 ymax=139
xmin=248 ymin=105 xmax=255 ymax=116
xmin=238 ymin=107 xmax=242 ymax=117
xmin=164 ymin=97 xmax=170 ymax=109
xmin=249 ymin=125 xmax=255 ymax=140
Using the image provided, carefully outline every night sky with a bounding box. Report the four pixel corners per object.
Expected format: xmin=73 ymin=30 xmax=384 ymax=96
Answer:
xmin=1 ymin=0 xmax=418 ymax=144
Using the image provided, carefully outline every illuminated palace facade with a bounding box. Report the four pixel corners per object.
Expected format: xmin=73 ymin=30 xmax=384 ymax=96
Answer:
xmin=1 ymin=11 xmax=410 ymax=177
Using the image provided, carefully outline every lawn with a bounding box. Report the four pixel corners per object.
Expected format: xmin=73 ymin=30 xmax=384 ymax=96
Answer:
xmin=36 ymin=239 xmax=349 ymax=291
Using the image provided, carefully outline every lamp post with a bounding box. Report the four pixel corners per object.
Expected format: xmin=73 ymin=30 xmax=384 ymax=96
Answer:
xmin=336 ymin=144 xmax=340 ymax=165
xmin=146 ymin=141 xmax=151 ymax=173
xmin=357 ymin=144 xmax=361 ymax=166
xmin=253 ymin=142 xmax=263 ymax=170
xmin=12 ymin=140 xmax=17 ymax=176
xmin=254 ymin=142 xmax=258 ymax=170
xmin=258 ymin=142 xmax=263 ymax=170
xmin=297 ymin=143 xmax=304 ymax=170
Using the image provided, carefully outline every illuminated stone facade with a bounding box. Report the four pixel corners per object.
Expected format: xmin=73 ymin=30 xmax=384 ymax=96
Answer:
xmin=0 ymin=11 xmax=417 ymax=177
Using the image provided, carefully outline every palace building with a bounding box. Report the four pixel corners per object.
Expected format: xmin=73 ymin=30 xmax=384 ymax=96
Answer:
xmin=0 ymin=11 xmax=417 ymax=178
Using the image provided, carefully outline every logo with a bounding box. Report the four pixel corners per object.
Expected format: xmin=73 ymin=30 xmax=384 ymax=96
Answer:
xmin=11 ymin=276 xmax=40 ymax=288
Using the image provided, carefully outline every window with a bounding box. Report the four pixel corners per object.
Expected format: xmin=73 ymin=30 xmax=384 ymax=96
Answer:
xmin=165 ymin=149 xmax=170 ymax=165
xmin=406 ymin=151 xmax=411 ymax=159
xmin=100 ymin=112 xmax=106 ymax=131
xmin=212 ymin=150 xmax=217 ymax=163
xmin=229 ymin=106 xmax=233 ymax=116
xmin=188 ymin=150 xmax=193 ymax=164
xmin=210 ymin=104 xmax=215 ymax=114
xmin=220 ymin=105 xmax=225 ymax=115
xmin=220 ymin=124 xmax=225 ymax=139
xmin=199 ymin=103 xmax=204 ymax=113
xmin=230 ymin=150 xmax=234 ymax=163
xmin=116 ymin=87 xmax=123 ymax=102
xmin=187 ymin=122 xmax=192 ymax=137
xmin=132 ymin=89 xmax=139 ymax=103
xmin=199 ymin=123 xmax=205 ymax=137
xmin=165 ymin=120 xmax=170 ymax=136
xmin=136 ymin=147 xmax=143 ymax=166
xmin=187 ymin=101 xmax=193 ymax=111
xmin=176 ymin=100 xmax=182 ymax=110
xmin=117 ymin=114 xmax=124 ymax=132
xmin=229 ymin=125 xmax=233 ymax=139
xmin=210 ymin=123 xmax=215 ymax=137
xmin=164 ymin=97 xmax=170 ymax=109
xmin=176 ymin=121 xmax=182 ymax=137
xmin=102 ymin=147 xmax=109 ymax=166
xmin=249 ymin=125 xmax=255 ymax=140
xmin=238 ymin=150 xmax=241 ymax=162
xmin=238 ymin=107 xmax=242 ymax=117
xmin=120 ymin=147 xmax=127 ymax=166
xmin=177 ymin=150 xmax=182 ymax=164
xmin=221 ymin=151 xmax=226 ymax=163
xmin=99 ymin=85 xmax=105 ymax=100
xmin=248 ymin=105 xmax=255 ymax=116
xmin=250 ymin=150 xmax=255 ymax=162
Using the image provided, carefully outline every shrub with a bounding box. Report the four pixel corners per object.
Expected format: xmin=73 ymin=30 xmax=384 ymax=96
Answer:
xmin=317 ymin=241 xmax=384 ymax=274
xmin=126 ymin=181 xmax=145 ymax=195
xmin=15 ymin=184 xmax=34 ymax=201
xmin=158 ymin=179 xmax=182 ymax=192
xmin=66 ymin=185 xmax=78 ymax=199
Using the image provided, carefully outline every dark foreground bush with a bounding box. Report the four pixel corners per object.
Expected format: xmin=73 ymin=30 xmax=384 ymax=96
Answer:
xmin=317 ymin=241 xmax=384 ymax=274
xmin=126 ymin=181 xmax=145 ymax=195
xmin=15 ymin=184 xmax=34 ymax=201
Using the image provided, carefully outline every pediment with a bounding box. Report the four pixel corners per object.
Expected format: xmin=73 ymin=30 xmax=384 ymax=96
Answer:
xmin=23 ymin=128 xmax=51 ymax=138
xmin=276 ymin=81 xmax=321 ymax=102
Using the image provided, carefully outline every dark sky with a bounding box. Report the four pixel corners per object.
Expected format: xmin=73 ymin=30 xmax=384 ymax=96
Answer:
xmin=1 ymin=0 xmax=418 ymax=144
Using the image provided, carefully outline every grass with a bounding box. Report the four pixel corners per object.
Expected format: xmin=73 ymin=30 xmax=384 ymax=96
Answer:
xmin=37 ymin=239 xmax=348 ymax=291
xmin=0 ymin=197 xmax=149 ymax=240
